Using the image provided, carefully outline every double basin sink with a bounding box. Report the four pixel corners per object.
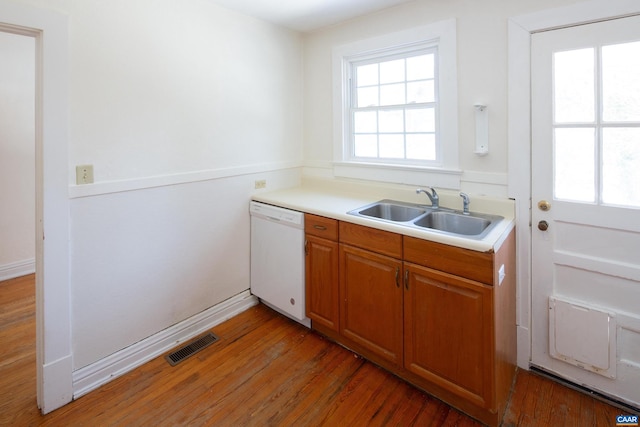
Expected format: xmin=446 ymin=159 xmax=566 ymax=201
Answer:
xmin=348 ymin=199 xmax=503 ymax=240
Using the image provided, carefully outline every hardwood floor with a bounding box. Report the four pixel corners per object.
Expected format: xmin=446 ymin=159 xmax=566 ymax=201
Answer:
xmin=0 ymin=274 xmax=627 ymax=426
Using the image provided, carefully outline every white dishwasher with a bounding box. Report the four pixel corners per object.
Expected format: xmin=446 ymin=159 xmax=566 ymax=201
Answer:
xmin=250 ymin=201 xmax=310 ymax=328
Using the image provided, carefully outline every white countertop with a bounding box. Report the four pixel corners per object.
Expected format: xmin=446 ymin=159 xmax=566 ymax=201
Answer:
xmin=252 ymin=179 xmax=515 ymax=252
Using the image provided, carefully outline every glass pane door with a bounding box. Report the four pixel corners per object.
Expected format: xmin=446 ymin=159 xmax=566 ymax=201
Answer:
xmin=553 ymin=41 xmax=640 ymax=208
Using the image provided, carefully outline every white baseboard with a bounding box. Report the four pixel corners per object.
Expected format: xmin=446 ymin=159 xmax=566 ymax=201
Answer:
xmin=72 ymin=290 xmax=259 ymax=398
xmin=517 ymin=325 xmax=531 ymax=369
xmin=40 ymin=355 xmax=73 ymax=414
xmin=0 ymin=258 xmax=35 ymax=282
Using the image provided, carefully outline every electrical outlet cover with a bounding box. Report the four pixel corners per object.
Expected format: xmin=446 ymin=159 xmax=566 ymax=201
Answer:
xmin=76 ymin=165 xmax=94 ymax=185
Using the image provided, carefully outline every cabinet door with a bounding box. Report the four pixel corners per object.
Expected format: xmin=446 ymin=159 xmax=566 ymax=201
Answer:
xmin=340 ymin=244 xmax=403 ymax=366
xmin=404 ymin=262 xmax=494 ymax=409
xmin=305 ymin=234 xmax=339 ymax=331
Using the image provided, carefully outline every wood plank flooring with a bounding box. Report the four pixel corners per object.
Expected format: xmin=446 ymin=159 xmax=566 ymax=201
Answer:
xmin=0 ymin=274 xmax=628 ymax=426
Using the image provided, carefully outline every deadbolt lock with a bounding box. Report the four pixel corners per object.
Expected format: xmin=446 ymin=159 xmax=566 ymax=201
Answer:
xmin=538 ymin=200 xmax=551 ymax=211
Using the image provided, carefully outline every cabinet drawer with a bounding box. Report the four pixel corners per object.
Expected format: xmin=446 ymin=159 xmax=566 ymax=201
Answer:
xmin=404 ymin=236 xmax=493 ymax=285
xmin=339 ymin=222 xmax=402 ymax=259
xmin=305 ymin=214 xmax=338 ymax=240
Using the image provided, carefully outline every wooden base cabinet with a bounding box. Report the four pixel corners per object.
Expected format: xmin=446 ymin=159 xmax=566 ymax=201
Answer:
xmin=402 ymin=232 xmax=516 ymax=426
xmin=304 ymin=214 xmax=339 ymax=332
xmin=340 ymin=244 xmax=403 ymax=366
xmin=337 ymin=221 xmax=405 ymax=367
xmin=306 ymin=218 xmax=516 ymax=427
xmin=404 ymin=263 xmax=494 ymax=410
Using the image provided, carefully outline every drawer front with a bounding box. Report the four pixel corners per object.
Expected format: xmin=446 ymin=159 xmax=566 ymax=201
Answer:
xmin=339 ymin=222 xmax=402 ymax=259
xmin=305 ymin=214 xmax=339 ymax=240
xmin=404 ymin=236 xmax=493 ymax=285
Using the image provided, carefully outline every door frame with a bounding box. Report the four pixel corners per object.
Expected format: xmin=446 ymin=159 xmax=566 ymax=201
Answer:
xmin=507 ymin=0 xmax=640 ymax=369
xmin=0 ymin=2 xmax=71 ymax=413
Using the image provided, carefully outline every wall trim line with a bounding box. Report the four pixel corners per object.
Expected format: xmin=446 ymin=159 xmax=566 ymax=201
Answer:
xmin=68 ymin=161 xmax=302 ymax=199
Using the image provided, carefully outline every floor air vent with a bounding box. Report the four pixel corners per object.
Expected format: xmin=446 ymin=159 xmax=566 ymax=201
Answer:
xmin=165 ymin=332 xmax=219 ymax=366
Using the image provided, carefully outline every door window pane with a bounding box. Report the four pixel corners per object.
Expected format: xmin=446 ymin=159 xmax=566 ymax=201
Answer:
xmin=602 ymin=128 xmax=640 ymax=207
xmin=554 ymin=48 xmax=595 ymax=123
xmin=602 ymin=41 xmax=640 ymax=122
xmin=554 ymin=128 xmax=595 ymax=202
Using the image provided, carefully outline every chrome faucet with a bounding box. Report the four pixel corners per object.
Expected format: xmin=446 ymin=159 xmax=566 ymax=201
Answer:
xmin=460 ymin=192 xmax=470 ymax=215
xmin=416 ymin=187 xmax=439 ymax=209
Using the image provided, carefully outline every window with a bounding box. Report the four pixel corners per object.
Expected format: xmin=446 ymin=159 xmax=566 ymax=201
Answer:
xmin=332 ymin=20 xmax=459 ymax=187
xmin=553 ymin=41 xmax=640 ymax=207
xmin=351 ymin=48 xmax=438 ymax=164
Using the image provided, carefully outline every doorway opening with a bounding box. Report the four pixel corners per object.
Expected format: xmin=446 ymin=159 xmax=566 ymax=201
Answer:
xmin=0 ymin=23 xmax=41 ymax=416
xmin=0 ymin=3 xmax=71 ymax=413
xmin=0 ymin=30 xmax=35 ymax=282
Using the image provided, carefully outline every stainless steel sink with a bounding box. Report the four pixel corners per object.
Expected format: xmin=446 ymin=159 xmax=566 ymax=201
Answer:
xmin=350 ymin=200 xmax=427 ymax=222
xmin=348 ymin=199 xmax=503 ymax=240
xmin=413 ymin=211 xmax=492 ymax=236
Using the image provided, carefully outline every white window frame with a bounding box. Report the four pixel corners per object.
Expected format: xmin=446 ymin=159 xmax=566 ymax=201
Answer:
xmin=332 ymin=19 xmax=460 ymax=188
xmin=348 ymin=45 xmax=439 ymax=166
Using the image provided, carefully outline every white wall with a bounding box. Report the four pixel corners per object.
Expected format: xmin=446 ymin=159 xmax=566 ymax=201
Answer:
xmin=302 ymin=0 xmax=583 ymax=196
xmin=70 ymin=169 xmax=299 ymax=369
xmin=0 ymin=31 xmax=35 ymax=280
xmin=15 ymin=0 xmax=303 ymax=371
xmin=54 ymin=0 xmax=302 ymax=182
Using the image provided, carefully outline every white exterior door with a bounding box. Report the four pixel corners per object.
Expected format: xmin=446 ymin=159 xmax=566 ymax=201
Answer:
xmin=531 ymin=15 xmax=640 ymax=407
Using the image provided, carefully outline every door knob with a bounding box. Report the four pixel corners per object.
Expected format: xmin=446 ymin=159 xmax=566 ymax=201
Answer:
xmin=538 ymin=200 xmax=551 ymax=211
xmin=538 ymin=220 xmax=549 ymax=231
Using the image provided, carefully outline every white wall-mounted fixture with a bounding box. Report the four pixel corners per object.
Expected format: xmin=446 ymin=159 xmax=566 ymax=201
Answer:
xmin=474 ymin=104 xmax=489 ymax=156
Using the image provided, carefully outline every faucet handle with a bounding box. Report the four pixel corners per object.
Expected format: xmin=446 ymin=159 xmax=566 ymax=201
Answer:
xmin=416 ymin=187 xmax=439 ymax=209
xmin=416 ymin=187 xmax=437 ymax=196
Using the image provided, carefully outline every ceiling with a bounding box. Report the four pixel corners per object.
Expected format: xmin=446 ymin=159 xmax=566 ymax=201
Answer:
xmin=208 ymin=0 xmax=417 ymax=32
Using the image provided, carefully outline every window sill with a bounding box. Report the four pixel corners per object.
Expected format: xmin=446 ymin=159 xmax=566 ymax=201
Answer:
xmin=333 ymin=161 xmax=462 ymax=189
